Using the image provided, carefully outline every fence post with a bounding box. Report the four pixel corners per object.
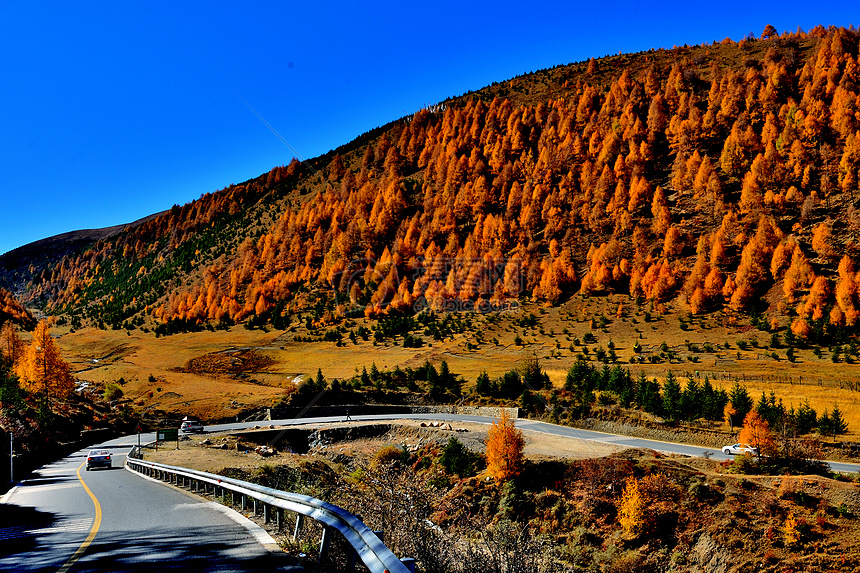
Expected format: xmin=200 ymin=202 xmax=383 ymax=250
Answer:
xmin=319 ymin=526 xmax=330 ymax=562
xmin=293 ymin=514 xmax=303 ymax=541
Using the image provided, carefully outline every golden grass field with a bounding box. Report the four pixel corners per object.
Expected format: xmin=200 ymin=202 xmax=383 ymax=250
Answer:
xmin=51 ymin=294 xmax=860 ymax=439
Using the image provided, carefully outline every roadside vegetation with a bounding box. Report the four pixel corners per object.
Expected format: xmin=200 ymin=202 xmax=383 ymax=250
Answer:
xmin=160 ymin=415 xmax=860 ymax=573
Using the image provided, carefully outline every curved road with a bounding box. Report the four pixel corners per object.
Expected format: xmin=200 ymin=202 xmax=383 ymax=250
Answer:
xmin=0 ymin=437 xmax=302 ymax=572
xmin=2 ymin=413 xmax=857 ymax=572
xmin=213 ymin=413 xmax=860 ymax=474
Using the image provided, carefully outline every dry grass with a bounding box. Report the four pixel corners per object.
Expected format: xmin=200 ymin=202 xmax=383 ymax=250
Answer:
xmin=144 ymin=419 xmax=624 ymax=474
xmin=53 ymin=294 xmax=860 ymax=439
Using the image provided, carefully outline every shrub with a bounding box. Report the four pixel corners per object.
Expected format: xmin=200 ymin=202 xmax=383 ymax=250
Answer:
xmin=439 ymin=437 xmax=483 ymax=478
xmin=730 ymin=453 xmax=758 ymax=474
xmin=104 ymin=382 xmax=124 ymax=401
xmin=372 ymin=445 xmax=407 ymax=467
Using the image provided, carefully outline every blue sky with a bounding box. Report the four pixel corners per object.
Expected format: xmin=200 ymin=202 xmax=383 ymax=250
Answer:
xmin=1 ymin=2 xmax=857 ymax=256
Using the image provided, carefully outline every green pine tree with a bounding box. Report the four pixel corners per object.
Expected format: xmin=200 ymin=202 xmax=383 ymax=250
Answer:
xmin=662 ymin=371 xmax=683 ymax=421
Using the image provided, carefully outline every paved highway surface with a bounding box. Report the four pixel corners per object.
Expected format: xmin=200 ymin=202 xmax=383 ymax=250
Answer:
xmin=215 ymin=413 xmax=860 ymax=474
xmin=0 ymin=437 xmax=302 ymax=572
xmin=2 ymin=412 xmax=857 ymax=573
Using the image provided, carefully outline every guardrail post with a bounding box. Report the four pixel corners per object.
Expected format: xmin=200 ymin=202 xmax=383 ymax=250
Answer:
xmin=241 ymin=493 xmax=247 ymax=510
xmin=319 ymin=526 xmax=330 ymax=562
xmin=253 ymin=498 xmax=259 ymax=515
xmin=401 ymin=558 xmax=416 ymax=573
xmin=373 ymin=530 xmax=384 ymax=544
xmin=263 ymin=504 xmax=270 ymax=524
xmin=292 ymin=514 xmax=303 ymax=541
xmin=275 ymin=508 xmax=283 ymax=531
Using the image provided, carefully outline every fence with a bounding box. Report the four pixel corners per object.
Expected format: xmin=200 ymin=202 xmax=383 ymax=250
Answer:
xmin=125 ymin=454 xmax=413 ymax=573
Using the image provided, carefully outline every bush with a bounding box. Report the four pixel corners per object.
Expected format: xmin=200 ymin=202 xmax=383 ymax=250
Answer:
xmin=104 ymin=382 xmax=124 ymax=401
xmin=439 ymin=437 xmax=484 ymax=478
xmin=372 ymin=445 xmax=407 ymax=467
xmin=730 ymin=453 xmax=758 ymax=475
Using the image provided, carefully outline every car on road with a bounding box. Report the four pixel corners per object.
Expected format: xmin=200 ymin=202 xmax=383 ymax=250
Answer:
xmin=722 ymin=443 xmax=757 ymax=455
xmin=180 ymin=419 xmax=205 ymax=433
xmin=86 ymin=449 xmax=112 ymax=470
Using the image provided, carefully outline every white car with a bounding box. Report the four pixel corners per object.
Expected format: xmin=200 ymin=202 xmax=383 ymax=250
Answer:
xmin=86 ymin=449 xmax=112 ymax=470
xmin=180 ymin=419 xmax=205 ymax=433
xmin=722 ymin=443 xmax=757 ymax=455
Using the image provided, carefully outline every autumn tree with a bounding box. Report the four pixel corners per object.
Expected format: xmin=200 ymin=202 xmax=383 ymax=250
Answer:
xmin=811 ymin=222 xmax=835 ymax=259
xmin=15 ymin=320 xmax=74 ymax=397
xmin=486 ymin=410 xmax=525 ymax=481
xmin=783 ymin=512 xmax=800 ymax=546
xmin=739 ymin=410 xmax=776 ymax=460
xmin=724 ymin=403 xmax=737 ymax=432
xmin=618 ymin=477 xmax=645 ymax=537
xmin=1 ymin=322 xmax=22 ymax=366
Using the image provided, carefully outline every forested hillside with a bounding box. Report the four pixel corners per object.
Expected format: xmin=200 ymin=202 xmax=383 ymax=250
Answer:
xmin=4 ymin=25 xmax=860 ymax=345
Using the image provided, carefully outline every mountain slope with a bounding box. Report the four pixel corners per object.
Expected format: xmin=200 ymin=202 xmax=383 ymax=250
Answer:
xmin=3 ymin=25 xmax=860 ymax=348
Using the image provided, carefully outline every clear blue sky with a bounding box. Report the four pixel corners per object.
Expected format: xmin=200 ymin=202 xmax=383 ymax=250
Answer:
xmin=1 ymin=2 xmax=856 ymax=256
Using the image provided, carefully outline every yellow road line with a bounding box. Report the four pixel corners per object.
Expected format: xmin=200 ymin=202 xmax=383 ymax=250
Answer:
xmin=56 ymin=462 xmax=102 ymax=573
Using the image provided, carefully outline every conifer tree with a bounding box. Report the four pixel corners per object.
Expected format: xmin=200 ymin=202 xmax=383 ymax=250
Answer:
xmin=729 ymin=381 xmax=753 ymax=427
xmin=486 ymin=410 xmax=525 ymax=481
xmin=662 ymin=371 xmax=682 ymax=420
xmin=619 ymin=477 xmax=645 ymax=537
xmin=15 ymin=320 xmax=74 ymax=397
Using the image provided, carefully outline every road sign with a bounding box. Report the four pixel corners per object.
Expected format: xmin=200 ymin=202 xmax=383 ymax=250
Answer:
xmin=157 ymin=428 xmax=178 ymax=442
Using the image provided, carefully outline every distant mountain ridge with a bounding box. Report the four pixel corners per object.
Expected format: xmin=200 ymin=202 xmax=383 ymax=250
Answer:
xmin=0 ymin=212 xmax=164 ymax=295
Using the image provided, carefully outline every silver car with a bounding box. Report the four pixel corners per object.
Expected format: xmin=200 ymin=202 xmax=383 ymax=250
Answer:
xmin=180 ymin=419 xmax=205 ymax=433
xmin=86 ymin=449 xmax=112 ymax=470
xmin=722 ymin=443 xmax=757 ymax=455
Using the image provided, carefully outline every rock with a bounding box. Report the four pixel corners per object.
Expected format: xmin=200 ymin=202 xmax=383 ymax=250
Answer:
xmin=691 ymin=533 xmax=730 ymax=573
xmin=255 ymin=446 xmax=275 ymax=457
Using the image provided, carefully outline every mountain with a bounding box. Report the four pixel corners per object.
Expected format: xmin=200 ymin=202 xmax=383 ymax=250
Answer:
xmin=3 ymin=25 xmax=860 ymax=347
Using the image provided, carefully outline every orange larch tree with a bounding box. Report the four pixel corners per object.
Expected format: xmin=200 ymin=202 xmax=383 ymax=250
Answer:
xmin=485 ymin=410 xmax=525 ymax=481
xmin=739 ymin=410 xmax=776 ymax=460
xmin=15 ymin=320 xmax=74 ymax=397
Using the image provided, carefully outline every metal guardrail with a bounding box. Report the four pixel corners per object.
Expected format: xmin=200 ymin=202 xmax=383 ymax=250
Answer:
xmin=126 ymin=457 xmax=412 ymax=573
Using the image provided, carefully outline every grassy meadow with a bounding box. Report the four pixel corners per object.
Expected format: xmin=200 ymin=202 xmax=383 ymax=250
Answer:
xmin=50 ymin=294 xmax=860 ymax=439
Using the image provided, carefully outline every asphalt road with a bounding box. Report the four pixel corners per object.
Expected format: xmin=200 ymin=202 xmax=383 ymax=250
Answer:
xmin=0 ymin=438 xmax=302 ymax=572
xmin=2 ymin=412 xmax=857 ymax=573
xmin=208 ymin=412 xmax=860 ymax=474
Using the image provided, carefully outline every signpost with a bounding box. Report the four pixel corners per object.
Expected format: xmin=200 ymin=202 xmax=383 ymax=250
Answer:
xmin=156 ymin=428 xmax=179 ymax=450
